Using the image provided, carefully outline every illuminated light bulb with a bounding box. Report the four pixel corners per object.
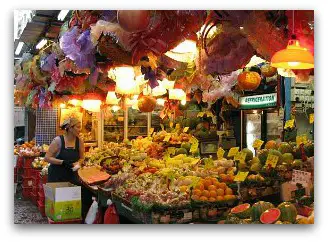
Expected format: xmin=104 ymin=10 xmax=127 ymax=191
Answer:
xmin=69 ymin=99 xmax=82 ymax=106
xmin=181 ymin=99 xmax=186 ymax=105
xmin=162 ymin=78 xmax=175 ymax=90
xmin=109 ymin=66 xmax=141 ymax=95
xmin=112 ymin=105 xmax=120 ymax=112
xmin=288 ymin=62 xmax=301 ymax=67
xmin=106 ymin=91 xmax=120 ymax=105
xmin=81 ymin=100 xmax=101 ymax=112
xmin=152 ymin=81 xmax=167 ymax=96
xmin=169 ymin=89 xmax=186 ymax=101
xmin=59 ymin=103 xmax=66 ymax=108
xmin=156 ymin=98 xmax=166 ymax=106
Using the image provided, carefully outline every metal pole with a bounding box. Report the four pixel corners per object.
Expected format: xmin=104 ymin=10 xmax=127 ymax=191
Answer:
xmin=240 ymin=110 xmax=243 ymax=149
xmin=123 ymin=97 xmax=128 ymax=141
xmin=147 ymin=112 xmax=151 ymax=136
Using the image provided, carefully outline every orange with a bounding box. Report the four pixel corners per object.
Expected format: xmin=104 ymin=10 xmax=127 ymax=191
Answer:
xmin=195 ymin=183 xmax=204 ymax=191
xmin=180 ymin=185 xmax=188 ymax=193
xmin=213 ymin=181 xmax=220 ymax=188
xmin=211 ymin=177 xmax=218 ymax=184
xmin=201 ymin=190 xmax=210 ymax=198
xmin=216 ymin=188 xmax=224 ymax=196
xmin=220 ymin=174 xmax=227 ymax=181
xmin=217 ymin=182 xmax=226 ymax=190
xmin=208 ymin=185 xmax=216 ymax=191
xmin=227 ymin=174 xmax=234 ymax=182
xmin=216 ymin=196 xmax=224 ymax=201
xmin=193 ymin=189 xmax=202 ymax=197
xmin=191 ymin=195 xmax=200 ymax=201
xmin=203 ymin=180 xmax=212 ymax=189
xmin=225 ymin=188 xmax=233 ymax=195
xmin=199 ymin=196 xmax=208 ymax=201
xmin=224 ymin=195 xmax=235 ymax=200
xmin=209 ymin=190 xmax=217 ymax=198
xmin=208 ymin=197 xmax=216 ymax=202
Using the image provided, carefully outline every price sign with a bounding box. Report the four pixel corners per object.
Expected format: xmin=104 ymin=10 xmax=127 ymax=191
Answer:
xmin=197 ymin=112 xmax=205 ymax=117
xmin=228 ymin=147 xmax=239 ymax=158
xmin=190 ymin=142 xmax=199 ymax=153
xmin=204 ymin=158 xmax=214 ymax=169
xmin=183 ymin=212 xmax=193 ymax=221
xmin=205 ymin=111 xmax=214 ymax=118
xmin=217 ymin=147 xmax=225 ymax=159
xmin=163 ymin=134 xmax=171 ymax=142
xmin=160 ymin=124 xmax=165 ymax=131
xmin=234 ymin=152 xmax=247 ymax=163
xmin=175 ymin=123 xmax=181 ymax=130
xmin=183 ymin=127 xmax=189 ymax=133
xmin=296 ymin=135 xmax=307 ymax=147
xmin=291 ymin=169 xmax=312 ymax=187
xmin=169 ymin=121 xmax=174 ymax=128
xmin=284 ymin=119 xmax=295 ymax=129
xmin=266 ymin=154 xmax=279 ymax=168
xmin=189 ymin=136 xmax=199 ymax=145
xmin=309 ymin=113 xmax=314 ymax=124
xmin=167 ymin=147 xmax=176 ymax=155
xmin=253 ymin=139 xmax=264 ymax=149
xmin=148 ymin=128 xmax=154 ymax=136
xmin=234 ymin=171 xmax=249 ymax=182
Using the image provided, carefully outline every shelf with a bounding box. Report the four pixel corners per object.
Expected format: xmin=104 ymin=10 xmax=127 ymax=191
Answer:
xmin=105 ymin=125 xmax=160 ymax=128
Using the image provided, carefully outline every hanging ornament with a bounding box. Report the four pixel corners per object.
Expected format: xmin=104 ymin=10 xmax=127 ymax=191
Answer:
xmin=260 ymin=64 xmax=277 ymax=77
xmin=237 ymin=71 xmax=261 ymax=91
xmin=138 ymin=95 xmax=156 ymax=112
xmin=117 ymin=10 xmax=150 ymax=32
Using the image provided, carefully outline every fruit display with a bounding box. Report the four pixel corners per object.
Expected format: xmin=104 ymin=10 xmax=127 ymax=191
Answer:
xmin=78 ymin=166 xmax=111 ymax=185
xmin=32 ymin=157 xmax=48 ymax=169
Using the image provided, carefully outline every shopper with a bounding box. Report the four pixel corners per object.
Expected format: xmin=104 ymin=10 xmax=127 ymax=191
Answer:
xmin=45 ymin=117 xmax=93 ymax=221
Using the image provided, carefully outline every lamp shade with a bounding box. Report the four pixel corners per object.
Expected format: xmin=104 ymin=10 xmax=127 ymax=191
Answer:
xmin=162 ymin=78 xmax=175 ymax=90
xmin=106 ymin=91 xmax=120 ymax=105
xmin=164 ymin=40 xmax=197 ymax=63
xmin=81 ymin=93 xmax=103 ymax=112
xmin=109 ymin=66 xmax=141 ymax=95
xmin=152 ymin=81 xmax=167 ymax=96
xmin=271 ymin=39 xmax=314 ymax=69
xmin=169 ymin=89 xmax=186 ymax=101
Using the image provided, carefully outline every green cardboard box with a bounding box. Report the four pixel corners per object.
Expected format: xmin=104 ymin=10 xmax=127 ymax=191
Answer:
xmin=44 ymin=182 xmax=81 ymax=222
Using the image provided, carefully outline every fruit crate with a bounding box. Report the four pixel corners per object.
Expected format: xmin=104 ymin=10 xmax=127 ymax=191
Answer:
xmin=23 ymin=168 xmax=33 ymax=177
xmin=30 ymin=192 xmax=38 ymax=205
xmin=24 ymin=157 xmax=35 ymax=168
xmin=39 ymin=173 xmax=48 ymax=185
xmin=22 ymin=186 xmax=32 ymax=199
xmin=47 ymin=218 xmax=82 ymax=224
xmin=32 ymin=184 xmax=39 ymax=195
xmin=37 ymin=200 xmax=46 ymax=217
xmin=22 ymin=175 xmax=35 ymax=187
xmin=38 ymin=191 xmax=45 ymax=204
xmin=16 ymin=156 xmax=24 ymax=168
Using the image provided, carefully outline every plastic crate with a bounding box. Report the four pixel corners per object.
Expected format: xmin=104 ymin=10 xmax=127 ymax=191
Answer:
xmin=38 ymin=191 xmax=45 ymax=204
xmin=32 ymin=185 xmax=39 ymax=195
xmin=23 ymin=168 xmax=33 ymax=177
xmin=39 ymin=173 xmax=48 ymax=184
xmin=24 ymin=157 xmax=35 ymax=168
xmin=37 ymin=200 xmax=46 ymax=217
xmin=30 ymin=192 xmax=38 ymax=205
xmin=22 ymin=186 xmax=32 ymax=199
xmin=16 ymin=156 xmax=24 ymax=168
xmin=31 ymin=169 xmax=40 ymax=178
xmin=22 ymin=176 xmax=34 ymax=187
xmin=47 ymin=218 xmax=82 ymax=224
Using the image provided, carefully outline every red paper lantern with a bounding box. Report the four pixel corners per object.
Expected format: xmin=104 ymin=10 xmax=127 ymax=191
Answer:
xmin=237 ymin=71 xmax=261 ymax=91
xmin=138 ymin=96 xmax=156 ymax=112
xmin=117 ymin=10 xmax=150 ymax=32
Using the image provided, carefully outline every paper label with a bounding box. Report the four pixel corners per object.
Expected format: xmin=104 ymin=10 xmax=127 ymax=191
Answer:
xmin=228 ymin=147 xmax=239 ymax=157
xmin=253 ymin=139 xmax=264 ymax=149
xmin=217 ymin=147 xmax=225 ymax=159
xmin=169 ymin=121 xmax=173 ymax=128
xmin=234 ymin=171 xmax=249 ymax=182
xmin=163 ymin=134 xmax=171 ymax=142
xmin=183 ymin=212 xmax=193 ymax=220
xmin=183 ymin=127 xmax=189 ymax=133
xmin=296 ymin=135 xmax=307 ymax=147
xmin=291 ymin=169 xmax=312 ymax=187
xmin=284 ymin=119 xmax=295 ymax=129
xmin=189 ymin=136 xmax=199 ymax=145
xmin=309 ymin=113 xmax=314 ymax=124
xmin=205 ymin=111 xmax=214 ymax=118
xmin=266 ymin=154 xmax=279 ymax=168
xmin=190 ymin=142 xmax=199 ymax=153
xmin=234 ymin=152 xmax=247 ymax=163
xmin=197 ymin=112 xmax=205 ymax=117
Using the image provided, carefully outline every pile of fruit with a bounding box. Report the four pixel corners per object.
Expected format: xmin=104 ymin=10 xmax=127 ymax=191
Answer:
xmin=14 ymin=141 xmax=43 ymax=157
xmin=224 ymin=200 xmax=314 ymax=224
xmin=32 ymin=157 xmax=48 ymax=169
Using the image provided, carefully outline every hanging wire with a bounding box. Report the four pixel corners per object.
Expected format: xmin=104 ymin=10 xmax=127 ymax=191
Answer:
xmin=292 ymin=10 xmax=295 ymax=35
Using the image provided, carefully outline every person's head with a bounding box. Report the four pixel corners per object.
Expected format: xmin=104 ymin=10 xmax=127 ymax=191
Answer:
xmin=60 ymin=117 xmax=81 ymax=137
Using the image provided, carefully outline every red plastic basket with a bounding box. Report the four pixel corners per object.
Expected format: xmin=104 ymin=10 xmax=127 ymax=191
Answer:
xmin=47 ymin=218 xmax=82 ymax=224
xmin=24 ymin=157 xmax=35 ymax=168
xmin=16 ymin=156 xmax=24 ymax=168
xmin=32 ymin=185 xmax=39 ymax=195
xmin=39 ymin=173 xmax=48 ymax=184
xmin=37 ymin=200 xmax=46 ymax=217
xmin=23 ymin=168 xmax=33 ymax=177
xmin=30 ymin=192 xmax=38 ymax=205
xmin=38 ymin=191 xmax=45 ymax=204
xmin=22 ymin=186 xmax=32 ymax=199
xmin=22 ymin=176 xmax=34 ymax=187
xmin=31 ymin=169 xmax=40 ymax=178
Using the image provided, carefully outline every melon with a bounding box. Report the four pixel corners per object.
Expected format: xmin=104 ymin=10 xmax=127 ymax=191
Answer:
xmin=250 ymin=162 xmax=262 ymax=172
xmin=181 ymin=142 xmax=191 ymax=152
xmin=257 ymin=149 xmax=269 ymax=165
xmin=260 ymin=208 xmax=281 ymax=224
xmin=176 ymin=148 xmax=188 ymax=155
xmin=224 ymin=213 xmax=241 ymax=224
xmin=268 ymin=149 xmax=283 ymax=164
xmin=282 ymin=153 xmax=294 ymax=166
xmin=250 ymin=157 xmax=260 ymax=165
xmin=230 ymin=203 xmax=251 ymax=219
xmin=277 ymin=202 xmax=298 ymax=223
xmin=265 ymin=140 xmax=278 ymax=150
xmin=292 ymin=159 xmax=302 ymax=169
xmin=251 ymin=201 xmax=275 ymax=221
xmin=242 ymin=148 xmax=254 ymax=162
xmin=278 ymin=142 xmax=293 ymax=154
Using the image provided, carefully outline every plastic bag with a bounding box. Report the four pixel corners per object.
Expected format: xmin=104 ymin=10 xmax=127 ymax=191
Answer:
xmin=103 ymin=199 xmax=120 ymax=224
xmin=85 ymin=197 xmax=98 ymax=224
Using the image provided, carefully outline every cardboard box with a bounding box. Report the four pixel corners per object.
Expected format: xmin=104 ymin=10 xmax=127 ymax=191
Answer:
xmin=44 ymin=182 xmax=81 ymax=222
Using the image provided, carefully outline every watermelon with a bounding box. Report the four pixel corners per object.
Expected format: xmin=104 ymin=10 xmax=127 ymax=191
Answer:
xmin=224 ymin=213 xmax=241 ymax=224
xmin=250 ymin=162 xmax=262 ymax=172
xmin=230 ymin=203 xmax=251 ymax=219
xmin=251 ymin=201 xmax=275 ymax=221
xmin=257 ymin=149 xmax=269 ymax=165
xmin=277 ymin=202 xmax=298 ymax=223
xmin=281 ymin=153 xmax=294 ymax=166
xmin=242 ymin=148 xmax=254 ymax=162
xmin=292 ymin=159 xmax=302 ymax=169
xmin=265 ymin=140 xmax=278 ymax=150
xmin=278 ymin=142 xmax=293 ymax=154
xmin=260 ymin=208 xmax=281 ymax=224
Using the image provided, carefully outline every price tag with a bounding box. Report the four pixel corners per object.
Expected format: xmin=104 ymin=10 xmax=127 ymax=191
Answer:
xmin=183 ymin=212 xmax=193 ymax=220
xmin=296 ymin=134 xmax=307 ymax=146
xmin=167 ymin=147 xmax=176 ymax=155
xmin=189 ymin=136 xmax=199 ymax=145
xmin=217 ymin=147 xmax=225 ymax=159
xmin=266 ymin=154 xmax=279 ymax=168
xmin=160 ymin=124 xmax=165 ymax=131
xmin=205 ymin=111 xmax=214 ymax=118
xmin=309 ymin=113 xmax=314 ymax=124
xmin=291 ymin=169 xmax=312 ymax=187
xmin=204 ymin=158 xmax=214 ymax=169
xmin=228 ymin=147 xmax=239 ymax=157
xmin=169 ymin=121 xmax=173 ymax=128
xmin=284 ymin=119 xmax=295 ymax=129
xmin=175 ymin=123 xmax=181 ymax=130
xmin=149 ymin=128 xmax=154 ymax=136
xmin=190 ymin=142 xmax=199 ymax=153
xmin=234 ymin=152 xmax=247 ymax=163
xmin=197 ymin=112 xmax=205 ymax=117
xmin=183 ymin=127 xmax=189 ymax=133
xmin=253 ymin=139 xmax=264 ymax=149
xmin=234 ymin=171 xmax=249 ymax=182
xmin=163 ymin=134 xmax=171 ymax=142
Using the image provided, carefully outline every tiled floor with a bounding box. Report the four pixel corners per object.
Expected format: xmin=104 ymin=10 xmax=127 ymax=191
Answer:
xmin=14 ymin=195 xmax=48 ymax=224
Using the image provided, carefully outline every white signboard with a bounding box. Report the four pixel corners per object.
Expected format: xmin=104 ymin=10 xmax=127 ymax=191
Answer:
xmin=291 ymin=169 xmax=312 ymax=187
xmin=239 ymin=93 xmax=277 ymax=109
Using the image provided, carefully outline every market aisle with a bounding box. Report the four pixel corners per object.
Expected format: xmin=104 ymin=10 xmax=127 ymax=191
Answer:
xmin=14 ymin=196 xmax=48 ymax=224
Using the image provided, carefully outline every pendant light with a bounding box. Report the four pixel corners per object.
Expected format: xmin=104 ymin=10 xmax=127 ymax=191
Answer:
xmin=271 ymin=11 xmax=314 ymax=70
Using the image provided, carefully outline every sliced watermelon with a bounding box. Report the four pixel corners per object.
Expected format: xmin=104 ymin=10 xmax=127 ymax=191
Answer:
xmin=260 ymin=208 xmax=281 ymax=224
xmin=231 ymin=203 xmax=251 ymax=219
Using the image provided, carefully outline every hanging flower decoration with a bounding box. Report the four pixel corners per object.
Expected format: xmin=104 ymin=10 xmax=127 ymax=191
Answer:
xmin=40 ymin=53 xmax=57 ymax=72
xmin=60 ymin=27 xmax=96 ymax=69
xmin=30 ymin=55 xmax=48 ymax=86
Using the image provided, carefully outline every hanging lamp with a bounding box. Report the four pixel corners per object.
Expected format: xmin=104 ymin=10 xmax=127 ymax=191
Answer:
xmin=271 ymin=11 xmax=314 ymax=70
xmin=81 ymin=93 xmax=103 ymax=112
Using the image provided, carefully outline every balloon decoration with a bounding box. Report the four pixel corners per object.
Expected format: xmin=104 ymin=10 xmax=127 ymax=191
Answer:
xmin=117 ymin=10 xmax=151 ymax=32
xmin=237 ymin=71 xmax=261 ymax=91
xmin=137 ymin=95 xmax=157 ymax=112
